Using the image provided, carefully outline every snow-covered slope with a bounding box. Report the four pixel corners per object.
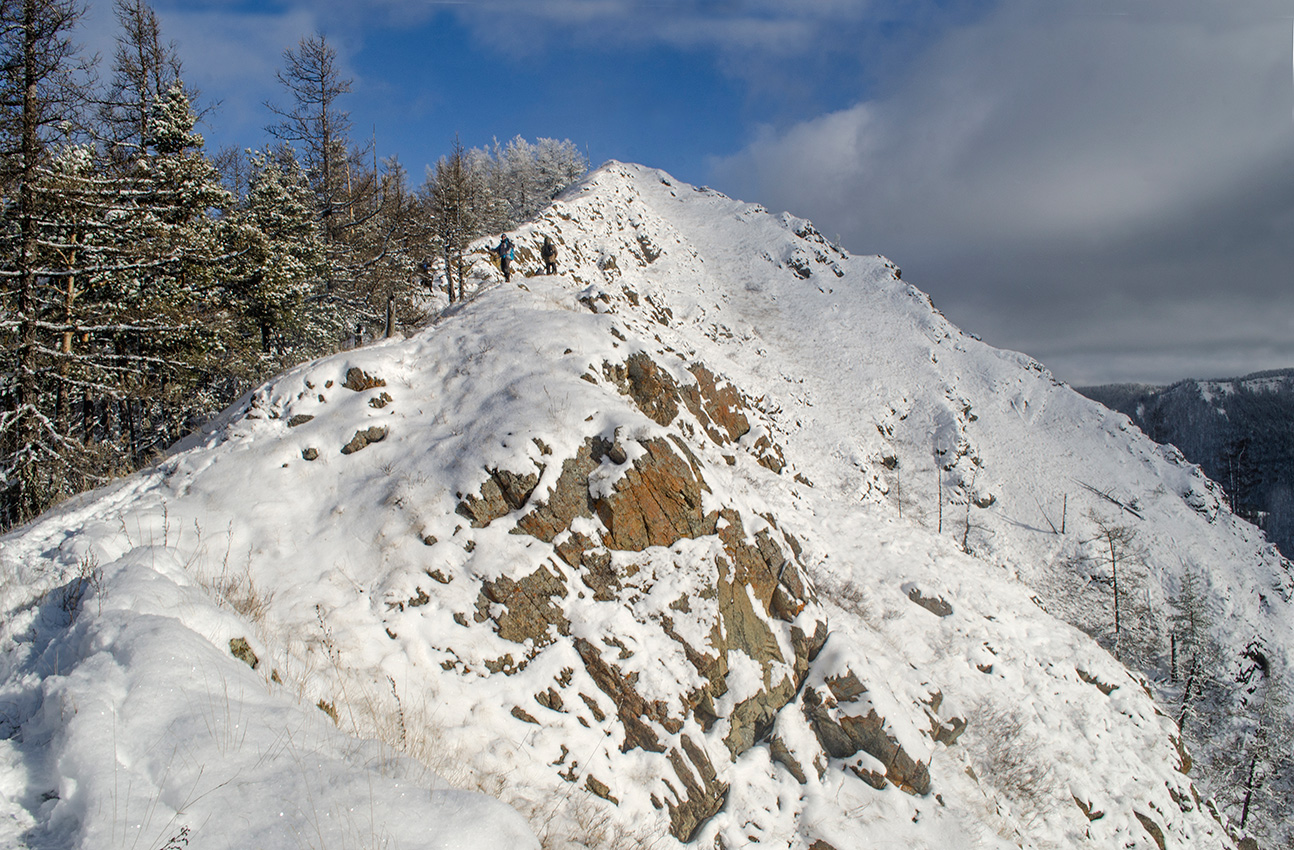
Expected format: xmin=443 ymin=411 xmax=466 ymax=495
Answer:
xmin=2 ymin=162 xmax=1290 ymax=849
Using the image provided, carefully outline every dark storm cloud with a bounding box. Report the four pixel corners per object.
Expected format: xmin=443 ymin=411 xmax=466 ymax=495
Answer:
xmin=714 ymin=0 xmax=1294 ymax=384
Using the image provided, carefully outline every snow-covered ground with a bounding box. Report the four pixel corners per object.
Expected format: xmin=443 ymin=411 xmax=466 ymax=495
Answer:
xmin=2 ymin=162 xmax=1289 ymax=849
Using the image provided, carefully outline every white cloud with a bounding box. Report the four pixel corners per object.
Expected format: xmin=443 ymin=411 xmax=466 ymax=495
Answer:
xmin=713 ymin=0 xmax=1294 ymax=383
xmin=142 ymin=3 xmax=348 ymax=144
xmin=431 ymin=0 xmax=891 ymax=58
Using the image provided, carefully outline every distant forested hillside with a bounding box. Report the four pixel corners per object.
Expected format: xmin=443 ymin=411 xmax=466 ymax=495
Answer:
xmin=1081 ymin=369 xmax=1294 ymax=559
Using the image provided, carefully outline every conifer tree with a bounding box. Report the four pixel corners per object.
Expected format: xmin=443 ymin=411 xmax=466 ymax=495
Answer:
xmin=1168 ymin=565 xmax=1214 ymax=726
xmin=226 ymin=148 xmax=328 ymax=357
xmin=1084 ymin=510 xmax=1158 ymax=664
xmin=0 ymin=0 xmax=92 ymax=525
xmin=100 ymin=0 xmax=183 ymax=167
xmin=265 ymin=33 xmax=355 ymax=255
xmin=347 ymin=155 xmax=430 ymax=336
xmin=0 ymin=2 xmax=238 ymax=526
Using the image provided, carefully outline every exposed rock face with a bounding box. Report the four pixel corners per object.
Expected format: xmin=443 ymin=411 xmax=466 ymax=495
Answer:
xmin=603 ymin=352 xmax=787 ymax=473
xmin=800 ymin=674 xmax=932 ymax=795
xmin=663 ymin=736 xmax=729 ymax=842
xmin=616 ymin=352 xmax=681 ymax=427
xmin=1135 ymin=811 xmax=1167 ymax=850
xmin=449 ymin=401 xmax=828 ymax=840
xmin=595 ymin=437 xmax=715 ymax=551
xmin=906 ymin=585 xmax=954 ymax=617
xmin=576 ymin=637 xmax=672 ymax=753
xmin=516 ymin=440 xmax=603 ymax=541
xmin=477 ymin=566 xmax=570 ymax=647
xmin=229 ymin=637 xmax=258 ymax=669
xmin=681 ymin=363 xmax=750 ymax=445
xmin=458 ymin=467 xmax=542 ymax=527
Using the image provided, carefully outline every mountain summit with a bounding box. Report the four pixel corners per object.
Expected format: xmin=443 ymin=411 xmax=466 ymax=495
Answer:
xmin=2 ymin=162 xmax=1289 ymax=849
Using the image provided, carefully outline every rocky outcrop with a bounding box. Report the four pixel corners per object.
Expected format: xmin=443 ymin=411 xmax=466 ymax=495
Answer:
xmin=799 ymin=670 xmax=932 ymax=796
xmin=601 ymin=352 xmax=788 ymax=473
xmin=449 ymin=410 xmax=830 ymax=841
xmin=476 ymin=565 xmax=570 ymax=647
xmin=905 ymin=584 xmax=953 ymax=617
xmin=458 ymin=467 xmax=542 ymax=527
xmin=618 ymin=352 xmax=681 ymax=427
xmin=342 ymin=367 xmax=386 ymax=391
xmin=595 ymin=437 xmax=715 ymax=551
xmin=661 ymin=736 xmax=728 ymax=842
xmin=681 ymin=363 xmax=750 ymax=445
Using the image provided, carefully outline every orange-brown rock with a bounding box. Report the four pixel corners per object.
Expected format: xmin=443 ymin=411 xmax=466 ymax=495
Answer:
xmin=575 ymin=637 xmax=676 ymax=753
xmin=478 ymin=565 xmax=570 ymax=646
xmin=515 ymin=438 xmax=605 ymax=540
xmin=457 ymin=466 xmax=541 ymax=526
xmin=342 ymin=367 xmax=386 ymax=391
xmin=682 ymin=363 xmax=751 ymax=446
xmin=595 ymin=437 xmax=717 ymax=551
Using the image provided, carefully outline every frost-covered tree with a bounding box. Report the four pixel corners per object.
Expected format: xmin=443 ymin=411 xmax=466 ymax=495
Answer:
xmin=534 ymin=137 xmax=587 ymax=202
xmin=1 ymin=73 xmax=234 ymax=523
xmin=0 ymin=0 xmax=94 ymax=525
xmin=99 ymin=0 xmax=183 ymax=167
xmin=1168 ymin=564 xmax=1216 ymax=726
xmin=265 ymin=33 xmax=354 ymax=251
xmin=413 ymin=134 xmax=586 ymax=306
xmin=1207 ymin=674 xmax=1294 ymax=840
xmin=471 ymin=134 xmax=588 ymax=228
xmin=225 ymin=148 xmax=328 ymax=356
xmin=1084 ymin=510 xmax=1158 ymax=664
xmin=425 ymin=138 xmax=479 ymax=303
xmin=345 ymin=155 xmax=431 ymax=336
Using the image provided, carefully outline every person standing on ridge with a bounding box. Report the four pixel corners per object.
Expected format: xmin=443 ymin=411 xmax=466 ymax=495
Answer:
xmin=495 ymin=235 xmax=515 ymax=282
xmin=541 ymin=234 xmax=558 ymax=275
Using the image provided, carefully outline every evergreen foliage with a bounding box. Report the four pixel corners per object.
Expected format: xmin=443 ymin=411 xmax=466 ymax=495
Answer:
xmin=0 ymin=6 xmax=588 ymax=530
xmin=226 ymin=147 xmax=328 ymax=358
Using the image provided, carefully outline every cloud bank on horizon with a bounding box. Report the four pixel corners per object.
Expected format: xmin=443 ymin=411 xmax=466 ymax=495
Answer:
xmin=714 ymin=0 xmax=1294 ymax=385
xmin=117 ymin=0 xmax=1294 ymax=385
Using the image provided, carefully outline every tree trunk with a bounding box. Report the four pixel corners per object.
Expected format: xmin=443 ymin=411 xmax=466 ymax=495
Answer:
xmin=1177 ymin=655 xmax=1195 ymax=728
xmin=11 ymin=0 xmax=46 ymax=521
xmin=1240 ymin=752 xmax=1257 ymax=829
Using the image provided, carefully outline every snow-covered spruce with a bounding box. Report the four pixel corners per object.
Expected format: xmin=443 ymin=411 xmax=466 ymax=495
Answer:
xmin=1 ymin=162 xmax=1289 ymax=849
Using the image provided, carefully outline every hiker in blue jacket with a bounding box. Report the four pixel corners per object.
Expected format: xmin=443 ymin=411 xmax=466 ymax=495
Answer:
xmin=495 ymin=236 xmax=515 ymax=282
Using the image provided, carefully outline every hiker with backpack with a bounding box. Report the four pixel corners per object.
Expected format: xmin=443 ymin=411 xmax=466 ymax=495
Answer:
xmin=495 ymin=235 xmax=515 ymax=282
xmin=541 ymin=235 xmax=558 ymax=275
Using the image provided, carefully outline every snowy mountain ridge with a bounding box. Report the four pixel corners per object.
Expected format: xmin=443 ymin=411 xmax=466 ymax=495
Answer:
xmin=1081 ymin=368 xmax=1294 ymax=563
xmin=1 ymin=161 xmax=1290 ymax=849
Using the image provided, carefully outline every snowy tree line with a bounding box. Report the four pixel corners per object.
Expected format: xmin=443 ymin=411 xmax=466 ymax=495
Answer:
xmin=1044 ymin=511 xmax=1293 ymax=844
xmin=0 ymin=0 xmax=587 ymax=529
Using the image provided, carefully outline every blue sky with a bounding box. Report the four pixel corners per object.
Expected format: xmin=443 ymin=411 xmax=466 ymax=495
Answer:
xmin=77 ymin=0 xmax=1294 ymax=385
